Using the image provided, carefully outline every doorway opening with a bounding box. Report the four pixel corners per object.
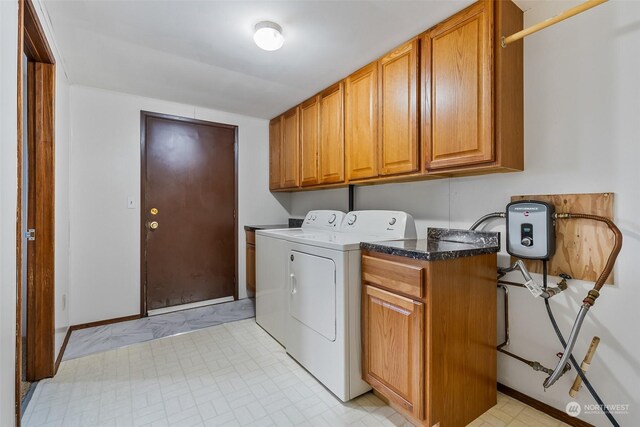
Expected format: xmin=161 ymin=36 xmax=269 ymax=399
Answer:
xmin=140 ymin=112 xmax=238 ymax=317
xmin=16 ymin=0 xmax=57 ymax=423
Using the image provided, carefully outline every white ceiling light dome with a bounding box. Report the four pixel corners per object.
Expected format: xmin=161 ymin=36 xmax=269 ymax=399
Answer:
xmin=253 ymin=21 xmax=284 ymax=51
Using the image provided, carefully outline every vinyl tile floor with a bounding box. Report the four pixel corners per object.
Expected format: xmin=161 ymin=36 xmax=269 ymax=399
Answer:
xmin=24 ymin=318 xmax=570 ymax=427
xmin=63 ymin=298 xmax=255 ymax=361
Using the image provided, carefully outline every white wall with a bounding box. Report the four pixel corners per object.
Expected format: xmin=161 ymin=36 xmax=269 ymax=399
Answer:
xmin=68 ymin=86 xmax=291 ymax=325
xmin=0 ymin=1 xmax=19 ymax=426
xmin=291 ymin=1 xmax=640 ymax=425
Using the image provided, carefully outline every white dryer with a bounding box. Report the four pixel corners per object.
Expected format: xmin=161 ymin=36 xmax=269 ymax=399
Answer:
xmin=255 ymin=210 xmax=345 ymax=345
xmin=257 ymin=210 xmax=416 ymax=402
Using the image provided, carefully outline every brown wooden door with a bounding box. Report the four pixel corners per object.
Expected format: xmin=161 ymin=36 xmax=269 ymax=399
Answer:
xmin=281 ymin=107 xmax=300 ymax=188
xmin=362 ymin=284 xmax=424 ymax=419
xmin=379 ymin=39 xmax=420 ymax=176
xmin=319 ymin=82 xmax=345 ymax=184
xmin=26 ymin=61 xmax=56 ymax=381
xmin=269 ymin=117 xmax=283 ymax=190
xmin=425 ymin=1 xmax=493 ymax=170
xmin=300 ymin=96 xmax=320 ymax=187
xmin=142 ymin=112 xmax=237 ymax=313
xmin=346 ymin=63 xmax=379 ymax=181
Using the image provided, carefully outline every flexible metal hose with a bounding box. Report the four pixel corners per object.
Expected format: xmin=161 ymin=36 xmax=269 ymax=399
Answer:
xmin=469 ymin=212 xmax=505 ymax=230
xmin=543 ymin=304 xmax=589 ymax=388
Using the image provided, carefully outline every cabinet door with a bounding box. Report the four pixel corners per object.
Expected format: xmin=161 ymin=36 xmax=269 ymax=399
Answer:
xmin=300 ymin=96 xmax=320 ymax=186
xmin=346 ymin=63 xmax=378 ymax=181
xmin=268 ymin=117 xmax=282 ymax=190
xmin=379 ymin=39 xmax=419 ymax=176
xmin=281 ymin=107 xmax=300 ymax=188
xmin=319 ymin=83 xmax=345 ymax=184
xmin=246 ymin=243 xmax=256 ymax=294
xmin=425 ymin=1 xmax=493 ymax=170
xmin=362 ymin=285 xmax=424 ymax=419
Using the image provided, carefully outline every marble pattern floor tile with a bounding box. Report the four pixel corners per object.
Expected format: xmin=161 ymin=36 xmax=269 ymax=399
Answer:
xmin=63 ymin=298 xmax=255 ymax=361
xmin=26 ymin=318 xmax=571 ymax=427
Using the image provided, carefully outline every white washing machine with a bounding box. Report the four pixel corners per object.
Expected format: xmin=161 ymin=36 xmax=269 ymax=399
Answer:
xmin=255 ymin=210 xmax=345 ymax=345
xmin=256 ymin=210 xmax=416 ymax=402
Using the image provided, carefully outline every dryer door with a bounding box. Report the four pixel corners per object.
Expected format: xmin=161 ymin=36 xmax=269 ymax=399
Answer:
xmin=289 ymin=250 xmax=336 ymax=341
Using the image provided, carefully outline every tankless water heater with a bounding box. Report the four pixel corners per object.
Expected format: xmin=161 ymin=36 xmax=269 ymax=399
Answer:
xmin=506 ymin=200 xmax=556 ymax=260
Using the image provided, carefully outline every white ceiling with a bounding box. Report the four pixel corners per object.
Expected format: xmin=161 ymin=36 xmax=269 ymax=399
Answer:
xmin=42 ymin=0 xmax=488 ymax=119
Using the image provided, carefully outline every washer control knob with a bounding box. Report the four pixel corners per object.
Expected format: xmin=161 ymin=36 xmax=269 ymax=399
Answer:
xmin=521 ymin=237 xmax=533 ymax=247
xmin=389 ymin=218 xmax=397 ymax=226
xmin=347 ymin=214 xmax=357 ymax=226
xmin=328 ymin=213 xmax=337 ymax=224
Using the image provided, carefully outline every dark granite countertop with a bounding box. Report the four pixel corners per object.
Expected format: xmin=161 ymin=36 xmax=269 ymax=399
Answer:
xmin=244 ymin=218 xmax=304 ymax=232
xmin=244 ymin=224 xmax=288 ymax=232
xmin=360 ymin=228 xmax=500 ymax=261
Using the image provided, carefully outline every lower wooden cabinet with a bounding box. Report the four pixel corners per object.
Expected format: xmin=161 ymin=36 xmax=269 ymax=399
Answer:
xmin=362 ymin=285 xmax=424 ymax=419
xmin=245 ymin=230 xmax=256 ymax=295
xmin=361 ymin=250 xmax=498 ymax=427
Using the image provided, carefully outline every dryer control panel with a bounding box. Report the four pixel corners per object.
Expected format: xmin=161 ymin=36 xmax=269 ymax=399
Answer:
xmin=341 ymin=210 xmax=417 ymax=239
xmin=302 ymin=210 xmax=346 ymax=230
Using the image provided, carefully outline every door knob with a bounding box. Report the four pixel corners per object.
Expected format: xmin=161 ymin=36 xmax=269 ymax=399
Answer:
xmin=148 ymin=221 xmax=159 ymax=230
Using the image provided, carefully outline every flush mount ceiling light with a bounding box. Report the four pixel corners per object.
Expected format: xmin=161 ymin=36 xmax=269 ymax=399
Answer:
xmin=253 ymin=21 xmax=284 ymax=51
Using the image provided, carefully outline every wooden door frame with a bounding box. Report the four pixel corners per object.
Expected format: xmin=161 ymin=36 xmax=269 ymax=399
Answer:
xmin=139 ymin=111 xmax=239 ymax=317
xmin=16 ymin=0 xmax=56 ymax=423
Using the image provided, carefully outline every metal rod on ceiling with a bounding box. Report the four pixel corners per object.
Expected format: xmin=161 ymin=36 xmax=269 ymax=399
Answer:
xmin=501 ymin=0 xmax=608 ymax=48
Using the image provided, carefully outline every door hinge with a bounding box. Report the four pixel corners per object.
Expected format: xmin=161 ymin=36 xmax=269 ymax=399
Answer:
xmin=233 ymin=210 xmax=236 ymax=220
xmin=25 ymin=229 xmax=35 ymax=241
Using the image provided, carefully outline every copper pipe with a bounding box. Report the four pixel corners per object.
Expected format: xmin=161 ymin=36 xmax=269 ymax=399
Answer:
xmin=497 ymin=284 xmax=564 ymax=376
xmin=556 ymin=213 xmax=623 ymax=306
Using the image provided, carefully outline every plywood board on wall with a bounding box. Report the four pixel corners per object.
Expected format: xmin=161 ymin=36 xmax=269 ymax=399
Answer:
xmin=511 ymin=193 xmax=615 ymax=285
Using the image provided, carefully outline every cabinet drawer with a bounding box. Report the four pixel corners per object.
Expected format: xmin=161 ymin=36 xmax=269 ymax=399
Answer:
xmin=362 ymin=255 xmax=424 ymax=299
xmin=246 ymin=230 xmax=255 ymax=245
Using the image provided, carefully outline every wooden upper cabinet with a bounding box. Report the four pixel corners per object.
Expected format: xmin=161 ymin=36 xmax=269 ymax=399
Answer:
xmin=379 ymin=39 xmax=420 ymax=176
xmin=300 ymin=96 xmax=320 ymax=186
xmin=267 ymin=0 xmax=522 ymax=191
xmin=281 ymin=107 xmax=300 ymax=188
xmin=362 ymin=285 xmax=424 ymax=419
xmin=424 ymin=0 xmax=494 ymax=171
xmin=319 ymin=82 xmax=345 ymax=184
xmin=268 ymin=117 xmax=282 ymax=190
xmin=346 ymin=63 xmax=379 ymax=181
